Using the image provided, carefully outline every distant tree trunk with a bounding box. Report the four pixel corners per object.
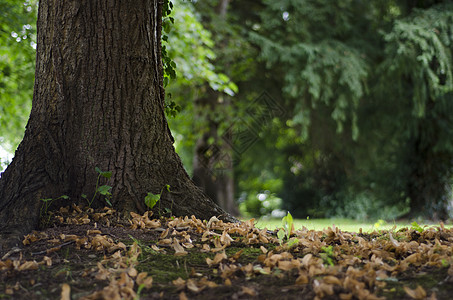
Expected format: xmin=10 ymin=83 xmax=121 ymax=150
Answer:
xmin=0 ymin=0 xmax=234 ymax=249
xmin=405 ymin=101 xmax=453 ymax=220
xmin=192 ymin=88 xmax=238 ymax=215
xmin=191 ymin=0 xmax=238 ymax=215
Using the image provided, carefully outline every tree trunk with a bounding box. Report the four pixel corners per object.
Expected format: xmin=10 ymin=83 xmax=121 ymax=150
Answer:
xmin=404 ymin=101 xmax=453 ymax=220
xmin=0 ymin=0 xmax=234 ymax=249
xmin=192 ymin=88 xmax=238 ymax=215
xmin=405 ymin=138 xmax=452 ymax=220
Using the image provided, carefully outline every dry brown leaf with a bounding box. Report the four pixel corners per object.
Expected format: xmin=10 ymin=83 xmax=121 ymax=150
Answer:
xmin=179 ymin=291 xmax=188 ymax=300
xmin=42 ymin=256 xmax=52 ymax=267
xmin=277 ymin=260 xmax=297 ymax=271
xmin=87 ymin=230 xmax=102 ymax=235
xmin=323 ymin=275 xmax=342 ymax=285
xmin=159 ymin=238 xmax=172 ymax=245
xmin=60 ymin=283 xmax=71 ymax=300
xmin=388 ymin=233 xmax=400 ymax=247
xmin=136 ymin=272 xmax=153 ymax=289
xmin=295 ymin=274 xmax=309 ymax=285
xmin=173 ymin=277 xmax=186 ymax=289
xmin=151 ymin=244 xmax=166 ymax=253
xmin=230 ymin=249 xmax=244 ymax=261
xmin=187 ymin=278 xmax=203 ymax=293
xmin=127 ymin=267 xmax=137 ymax=277
xmin=241 ymin=286 xmax=257 ymax=296
xmin=404 ymin=253 xmax=421 ymax=265
xmin=17 ymin=260 xmax=39 ymax=271
xmin=404 ymin=285 xmax=427 ymax=300
xmin=172 ymin=238 xmax=188 ymax=256
xmin=199 ymin=277 xmax=218 ymax=288
xmin=160 ymin=228 xmax=170 ymax=239
xmin=339 ymin=293 xmax=353 ymax=300
xmin=206 ymin=251 xmax=227 ymax=266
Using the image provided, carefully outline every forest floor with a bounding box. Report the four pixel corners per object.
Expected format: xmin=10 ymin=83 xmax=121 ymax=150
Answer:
xmin=1 ymin=206 xmax=453 ymax=300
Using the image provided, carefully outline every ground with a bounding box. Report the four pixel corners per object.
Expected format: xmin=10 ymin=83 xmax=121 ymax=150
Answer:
xmin=1 ymin=206 xmax=453 ymax=299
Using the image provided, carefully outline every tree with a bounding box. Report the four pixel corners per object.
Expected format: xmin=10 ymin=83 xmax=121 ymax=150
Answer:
xmin=0 ymin=0 xmax=234 ymax=249
xmin=380 ymin=2 xmax=453 ymax=219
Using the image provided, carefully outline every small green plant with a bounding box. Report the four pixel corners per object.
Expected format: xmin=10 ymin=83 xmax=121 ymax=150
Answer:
xmin=373 ymin=219 xmax=386 ymax=230
xmin=410 ymin=221 xmax=425 ymax=233
xmin=320 ymin=245 xmax=335 ymax=266
xmin=40 ymin=195 xmax=69 ymax=216
xmin=39 ymin=195 xmax=70 ymax=226
xmin=145 ymin=185 xmax=171 ymax=215
xmin=84 ymin=167 xmax=113 ymax=207
xmin=277 ymin=212 xmax=299 ymax=247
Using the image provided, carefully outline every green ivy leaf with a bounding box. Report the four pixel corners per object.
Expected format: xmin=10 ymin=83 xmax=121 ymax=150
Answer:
xmin=95 ymin=167 xmax=112 ymax=179
xmin=145 ymin=192 xmax=161 ymax=209
xmin=97 ymin=185 xmax=112 ymax=195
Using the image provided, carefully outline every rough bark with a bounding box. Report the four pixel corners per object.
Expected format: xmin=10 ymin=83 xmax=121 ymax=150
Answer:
xmin=0 ymin=0 xmax=234 ymax=250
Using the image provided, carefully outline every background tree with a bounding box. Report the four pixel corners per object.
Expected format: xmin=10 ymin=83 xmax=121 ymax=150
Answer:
xmin=379 ymin=2 xmax=453 ymax=219
xmin=0 ymin=0 xmax=233 ymax=248
xmin=235 ymin=0 xmax=453 ymax=220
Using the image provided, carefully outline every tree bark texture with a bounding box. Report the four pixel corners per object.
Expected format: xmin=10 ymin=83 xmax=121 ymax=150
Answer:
xmin=0 ymin=0 xmax=233 ymax=249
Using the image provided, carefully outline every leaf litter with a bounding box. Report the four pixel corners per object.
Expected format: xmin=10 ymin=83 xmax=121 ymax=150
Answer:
xmin=1 ymin=205 xmax=453 ymax=299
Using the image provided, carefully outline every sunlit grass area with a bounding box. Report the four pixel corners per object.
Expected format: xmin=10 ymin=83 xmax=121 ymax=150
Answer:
xmin=253 ymin=217 xmax=449 ymax=233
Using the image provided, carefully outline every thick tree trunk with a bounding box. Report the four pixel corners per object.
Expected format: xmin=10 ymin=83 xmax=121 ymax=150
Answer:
xmin=0 ymin=0 xmax=234 ymax=249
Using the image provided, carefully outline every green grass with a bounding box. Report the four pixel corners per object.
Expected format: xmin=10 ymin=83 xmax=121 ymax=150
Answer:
xmin=253 ymin=217 xmax=447 ymax=233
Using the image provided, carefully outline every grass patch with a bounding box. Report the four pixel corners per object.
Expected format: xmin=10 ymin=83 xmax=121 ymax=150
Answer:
xmin=254 ymin=217 xmax=450 ymax=232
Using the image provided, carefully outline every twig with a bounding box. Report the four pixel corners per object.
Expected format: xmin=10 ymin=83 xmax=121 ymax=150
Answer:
xmin=31 ymin=240 xmax=75 ymax=256
xmin=1 ymin=247 xmax=22 ymax=260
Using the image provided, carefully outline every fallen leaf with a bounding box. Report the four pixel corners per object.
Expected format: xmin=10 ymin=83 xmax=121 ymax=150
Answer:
xmin=295 ymin=274 xmax=309 ymax=285
xmin=179 ymin=291 xmax=188 ymax=300
xmin=404 ymin=285 xmax=427 ymax=300
xmin=241 ymin=286 xmax=257 ymax=296
xmin=206 ymin=251 xmax=227 ymax=266
xmin=172 ymin=238 xmax=188 ymax=256
xmin=60 ymin=283 xmax=71 ymax=300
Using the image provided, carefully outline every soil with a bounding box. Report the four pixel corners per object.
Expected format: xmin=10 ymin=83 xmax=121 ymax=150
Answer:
xmin=1 ymin=206 xmax=452 ymax=299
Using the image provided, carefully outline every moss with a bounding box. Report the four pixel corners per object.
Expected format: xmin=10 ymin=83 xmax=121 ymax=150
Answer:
xmin=137 ymin=250 xmax=210 ymax=283
xmin=378 ymin=267 xmax=452 ymax=299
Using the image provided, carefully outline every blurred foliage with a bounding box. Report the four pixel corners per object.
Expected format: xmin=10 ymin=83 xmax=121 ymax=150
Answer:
xmin=234 ymin=0 xmax=453 ymax=219
xmin=0 ymin=0 xmax=36 ymax=154
xmin=164 ymin=0 xmax=239 ymax=172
